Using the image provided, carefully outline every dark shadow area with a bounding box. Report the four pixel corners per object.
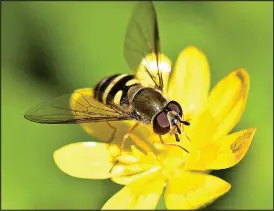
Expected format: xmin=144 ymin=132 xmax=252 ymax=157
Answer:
xmin=161 ymin=1 xmax=216 ymax=22
xmin=21 ymin=40 xmax=63 ymax=89
xmin=12 ymin=7 xmax=70 ymax=96
xmin=204 ymin=169 xmax=229 ymax=210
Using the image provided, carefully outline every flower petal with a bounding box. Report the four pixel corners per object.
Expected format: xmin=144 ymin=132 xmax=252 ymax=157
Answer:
xmin=53 ymin=142 xmax=117 ymax=179
xmin=165 ymin=171 xmax=231 ymax=210
xmin=111 ymin=146 xmax=160 ymax=185
xmin=185 ymin=128 xmax=256 ymax=171
xmin=70 ymin=88 xmax=132 ymax=144
xmin=167 ymin=46 xmax=210 ymax=119
xmin=136 ymin=53 xmax=172 ymax=94
xmin=111 ymin=166 xmax=161 ymax=185
xmin=209 ymin=128 xmax=256 ymax=170
xmin=102 ymin=169 xmax=165 ymax=209
xmin=188 ymin=68 xmax=250 ymax=147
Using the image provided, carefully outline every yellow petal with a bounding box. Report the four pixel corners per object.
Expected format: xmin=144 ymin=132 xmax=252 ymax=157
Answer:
xmin=188 ymin=68 xmax=250 ymax=147
xmin=185 ymin=128 xmax=256 ymax=171
xmin=165 ymin=171 xmax=231 ymax=210
xmin=209 ymin=128 xmax=256 ymax=170
xmin=53 ymin=142 xmax=114 ymax=179
xmin=115 ymin=145 xmax=152 ymax=165
xmin=117 ymin=155 xmax=139 ymax=164
xmin=167 ymin=46 xmax=210 ymax=119
xmin=111 ymin=145 xmax=160 ymax=185
xmin=70 ymin=88 xmax=132 ymax=144
xmin=136 ymin=53 xmax=172 ymax=94
xmin=111 ymin=166 xmax=161 ymax=185
xmin=111 ymin=162 xmax=158 ymax=177
xmin=102 ymin=169 xmax=165 ymax=209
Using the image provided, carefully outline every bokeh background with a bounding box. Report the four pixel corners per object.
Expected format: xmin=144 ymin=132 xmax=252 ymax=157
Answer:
xmin=2 ymin=1 xmax=273 ymax=210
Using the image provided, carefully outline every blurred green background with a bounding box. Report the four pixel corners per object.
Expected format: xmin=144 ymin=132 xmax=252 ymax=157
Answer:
xmin=2 ymin=1 xmax=273 ymax=210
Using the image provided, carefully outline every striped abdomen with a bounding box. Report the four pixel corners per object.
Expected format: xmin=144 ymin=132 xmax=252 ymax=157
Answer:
xmin=94 ymin=74 xmax=140 ymax=106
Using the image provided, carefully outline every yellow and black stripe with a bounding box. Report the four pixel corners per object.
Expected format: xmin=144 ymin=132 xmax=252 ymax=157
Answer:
xmin=94 ymin=74 xmax=140 ymax=106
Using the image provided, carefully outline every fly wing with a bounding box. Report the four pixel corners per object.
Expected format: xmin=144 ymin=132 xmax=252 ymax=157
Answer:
xmin=24 ymin=89 xmax=133 ymax=124
xmin=124 ymin=1 xmax=164 ymax=91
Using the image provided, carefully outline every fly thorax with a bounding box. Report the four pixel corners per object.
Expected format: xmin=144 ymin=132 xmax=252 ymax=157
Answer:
xmin=131 ymin=87 xmax=167 ymax=123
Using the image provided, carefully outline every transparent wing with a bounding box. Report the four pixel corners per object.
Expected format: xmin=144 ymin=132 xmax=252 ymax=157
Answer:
xmin=24 ymin=89 xmax=133 ymax=124
xmin=124 ymin=1 xmax=164 ymax=91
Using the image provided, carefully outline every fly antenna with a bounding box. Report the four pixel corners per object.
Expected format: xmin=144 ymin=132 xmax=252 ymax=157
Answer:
xmin=180 ymin=120 xmax=190 ymax=126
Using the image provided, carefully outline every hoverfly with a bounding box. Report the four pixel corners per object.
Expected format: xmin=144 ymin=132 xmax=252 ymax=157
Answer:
xmin=24 ymin=1 xmax=191 ymax=152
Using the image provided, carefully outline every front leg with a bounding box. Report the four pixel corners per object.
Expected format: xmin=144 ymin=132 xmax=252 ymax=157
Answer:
xmin=159 ymin=135 xmax=189 ymax=153
xmin=120 ymin=122 xmax=140 ymax=150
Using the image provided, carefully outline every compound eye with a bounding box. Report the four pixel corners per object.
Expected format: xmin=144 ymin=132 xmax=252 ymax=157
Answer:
xmin=153 ymin=111 xmax=170 ymax=135
xmin=167 ymin=101 xmax=183 ymax=117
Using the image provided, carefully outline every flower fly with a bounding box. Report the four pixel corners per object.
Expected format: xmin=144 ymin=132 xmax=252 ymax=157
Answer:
xmin=24 ymin=1 xmax=191 ymax=152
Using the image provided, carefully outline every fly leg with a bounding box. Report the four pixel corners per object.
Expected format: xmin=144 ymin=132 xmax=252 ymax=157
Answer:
xmin=105 ymin=121 xmax=117 ymax=143
xmin=120 ymin=122 xmax=152 ymax=153
xmin=159 ymin=135 xmax=189 ymax=153
xmin=120 ymin=122 xmax=139 ymax=150
xmin=182 ymin=130 xmax=191 ymax=142
xmin=109 ymin=122 xmax=139 ymax=174
xmin=109 ymin=160 xmax=119 ymax=174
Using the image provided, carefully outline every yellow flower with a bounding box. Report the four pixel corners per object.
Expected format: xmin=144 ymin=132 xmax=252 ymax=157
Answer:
xmin=53 ymin=46 xmax=256 ymax=209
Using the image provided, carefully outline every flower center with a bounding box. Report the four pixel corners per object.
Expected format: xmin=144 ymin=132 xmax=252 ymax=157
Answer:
xmin=108 ymin=132 xmax=194 ymax=185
